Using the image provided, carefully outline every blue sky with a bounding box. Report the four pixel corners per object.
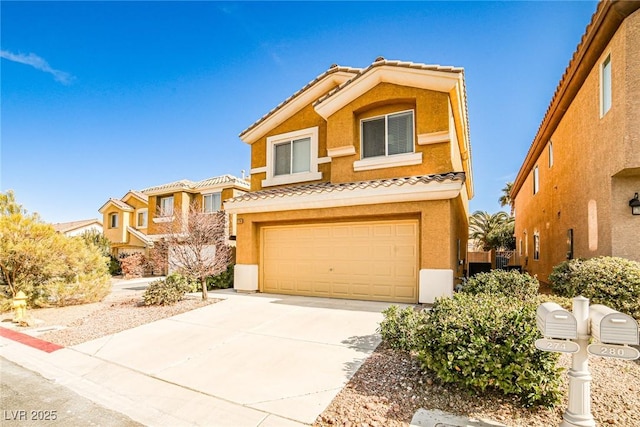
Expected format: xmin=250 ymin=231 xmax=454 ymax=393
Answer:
xmin=1 ymin=1 xmax=597 ymax=224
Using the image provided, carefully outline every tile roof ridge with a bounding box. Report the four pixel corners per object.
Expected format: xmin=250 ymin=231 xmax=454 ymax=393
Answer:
xmin=238 ymin=63 xmax=361 ymax=138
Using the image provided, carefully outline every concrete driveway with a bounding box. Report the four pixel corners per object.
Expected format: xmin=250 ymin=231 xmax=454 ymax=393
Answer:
xmin=1 ymin=291 xmax=396 ymax=426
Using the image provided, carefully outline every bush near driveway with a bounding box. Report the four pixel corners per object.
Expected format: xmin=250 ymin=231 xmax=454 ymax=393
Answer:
xmin=462 ymin=269 xmax=539 ymax=300
xmin=549 ymin=257 xmax=640 ymax=320
xmin=417 ymin=293 xmax=562 ymax=408
xmin=143 ymin=274 xmax=192 ymax=306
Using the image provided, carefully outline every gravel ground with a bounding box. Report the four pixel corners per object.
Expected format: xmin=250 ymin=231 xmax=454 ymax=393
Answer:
xmin=314 ymin=343 xmax=640 ymax=427
xmin=3 ymin=288 xmax=639 ymax=427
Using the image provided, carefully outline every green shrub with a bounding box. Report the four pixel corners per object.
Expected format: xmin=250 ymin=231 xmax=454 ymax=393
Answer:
xmin=463 ymin=269 xmax=539 ymax=300
xmin=206 ymin=264 xmax=234 ymax=290
xmin=378 ymin=305 xmax=426 ymax=351
xmin=418 ymin=293 xmax=562 ymax=408
xmin=548 ymin=259 xmax=586 ymax=297
xmin=549 ymin=257 xmax=640 ymax=320
xmin=109 ymin=255 xmax=122 ymax=275
xmin=143 ymin=276 xmax=191 ymax=306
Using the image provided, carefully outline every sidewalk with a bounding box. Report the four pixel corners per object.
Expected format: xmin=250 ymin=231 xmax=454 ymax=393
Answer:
xmin=0 ymin=291 xmax=389 ymax=426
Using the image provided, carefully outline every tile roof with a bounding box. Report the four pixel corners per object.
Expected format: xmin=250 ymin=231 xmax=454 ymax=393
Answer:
xmin=226 ymin=172 xmax=465 ymax=204
xmin=52 ymin=219 xmax=102 ymax=233
xmin=314 ymin=58 xmax=464 ymax=107
xmin=239 ymin=64 xmax=362 ymax=138
xmin=125 ymin=190 xmax=148 ymax=202
xmin=141 ymin=174 xmax=249 ymax=194
xmin=103 ymin=198 xmax=134 ymax=211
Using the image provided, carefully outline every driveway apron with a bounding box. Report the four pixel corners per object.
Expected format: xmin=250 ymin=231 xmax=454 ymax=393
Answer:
xmin=2 ymin=291 xmax=394 ymax=426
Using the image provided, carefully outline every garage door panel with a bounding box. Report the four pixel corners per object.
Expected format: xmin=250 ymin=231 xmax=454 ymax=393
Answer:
xmin=261 ymin=220 xmax=418 ymax=303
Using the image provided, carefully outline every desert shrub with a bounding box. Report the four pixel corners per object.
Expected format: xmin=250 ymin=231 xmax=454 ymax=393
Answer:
xmin=120 ymin=253 xmax=146 ymax=279
xmin=206 ymin=264 xmax=234 ymax=290
xmin=44 ymin=271 xmax=111 ymax=307
xmin=143 ymin=275 xmax=191 ymax=306
xmin=418 ymin=293 xmax=562 ymax=408
xmin=463 ymin=269 xmax=539 ymax=300
xmin=378 ymin=305 xmax=426 ymax=351
xmin=549 ymin=257 xmax=640 ymax=320
xmin=535 ymin=294 xmax=573 ymax=310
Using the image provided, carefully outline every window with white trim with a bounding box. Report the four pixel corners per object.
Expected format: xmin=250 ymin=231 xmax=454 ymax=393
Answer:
xmin=533 ymin=166 xmax=539 ymax=195
xmin=203 ymin=193 xmax=221 ymax=213
xmin=601 ymin=54 xmax=611 ymax=116
xmin=548 ymin=141 xmax=553 ymax=168
xmin=533 ymin=233 xmax=540 ymax=261
xmin=137 ymin=209 xmax=148 ymax=228
xmin=109 ymin=213 xmax=118 ymax=228
xmin=361 ymin=110 xmax=414 ymax=159
xmin=263 ymin=126 xmax=321 ymax=187
xmin=158 ymin=196 xmax=174 ymax=217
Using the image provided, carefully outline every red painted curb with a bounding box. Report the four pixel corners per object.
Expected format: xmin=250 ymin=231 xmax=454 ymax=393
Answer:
xmin=0 ymin=326 xmax=64 ymax=353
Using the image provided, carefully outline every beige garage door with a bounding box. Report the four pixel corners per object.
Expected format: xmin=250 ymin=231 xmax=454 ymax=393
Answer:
xmin=261 ymin=219 xmax=418 ymax=303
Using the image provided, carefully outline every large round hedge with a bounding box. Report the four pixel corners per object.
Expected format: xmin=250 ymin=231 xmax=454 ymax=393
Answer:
xmin=549 ymin=257 xmax=640 ymax=320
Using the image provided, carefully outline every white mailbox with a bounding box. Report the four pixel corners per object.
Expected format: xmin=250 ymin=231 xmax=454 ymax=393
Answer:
xmin=589 ymin=304 xmax=639 ymax=345
xmin=536 ymin=302 xmax=577 ymax=340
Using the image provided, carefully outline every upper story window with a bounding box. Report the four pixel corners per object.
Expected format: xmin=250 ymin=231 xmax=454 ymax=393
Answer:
xmin=548 ymin=141 xmax=553 ymax=168
xmin=361 ymin=110 xmax=414 ymax=159
xmin=137 ymin=209 xmax=148 ymax=228
xmin=275 ymin=138 xmax=310 ymax=176
xmin=601 ymin=54 xmax=611 ymax=117
xmin=533 ymin=165 xmax=539 ymax=195
xmin=203 ymin=193 xmax=221 ymax=213
xmin=158 ymin=196 xmax=174 ymax=217
xmin=109 ymin=213 xmax=118 ymax=228
xmin=262 ymin=126 xmax=321 ymax=187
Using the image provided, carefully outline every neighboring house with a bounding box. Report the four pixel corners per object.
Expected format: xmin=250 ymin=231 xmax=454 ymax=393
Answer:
xmin=51 ymin=218 xmax=103 ymax=237
xmin=99 ymin=175 xmax=250 ymax=259
xmin=511 ymin=1 xmax=640 ymax=283
xmin=225 ymin=58 xmax=473 ymax=304
xmin=99 ymin=190 xmax=152 ymax=258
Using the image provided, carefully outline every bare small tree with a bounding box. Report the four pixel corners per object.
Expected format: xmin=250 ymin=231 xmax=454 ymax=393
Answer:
xmin=155 ymin=202 xmax=232 ymax=300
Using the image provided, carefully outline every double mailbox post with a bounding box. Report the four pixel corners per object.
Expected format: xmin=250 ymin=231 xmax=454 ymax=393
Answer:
xmin=536 ymin=296 xmax=639 ymax=427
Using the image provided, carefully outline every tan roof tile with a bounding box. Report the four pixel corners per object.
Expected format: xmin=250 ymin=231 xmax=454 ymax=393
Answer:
xmin=226 ymin=172 xmax=465 ymax=204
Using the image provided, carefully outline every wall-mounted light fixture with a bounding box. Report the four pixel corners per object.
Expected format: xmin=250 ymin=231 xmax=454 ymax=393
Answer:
xmin=629 ymin=193 xmax=640 ymax=216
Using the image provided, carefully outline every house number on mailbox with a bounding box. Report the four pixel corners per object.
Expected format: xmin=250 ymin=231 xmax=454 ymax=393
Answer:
xmin=535 ymin=338 xmax=580 ymax=354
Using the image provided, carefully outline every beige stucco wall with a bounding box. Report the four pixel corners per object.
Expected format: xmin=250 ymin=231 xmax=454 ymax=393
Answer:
xmin=514 ymin=9 xmax=640 ymax=283
xmin=234 ymin=196 xmax=467 ymax=289
xmin=249 ymin=83 xmax=456 ymax=190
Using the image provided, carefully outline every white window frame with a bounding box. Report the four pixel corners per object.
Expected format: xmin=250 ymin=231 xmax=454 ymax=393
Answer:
xmin=136 ymin=209 xmax=148 ymax=228
xmin=548 ymin=141 xmax=553 ymax=168
xmin=533 ymin=165 xmax=539 ymax=195
xmin=158 ymin=196 xmax=174 ymax=217
xmin=354 ymin=109 xmax=421 ymax=171
xmin=533 ymin=233 xmax=540 ymax=261
xmin=203 ymin=193 xmax=222 ymax=213
xmin=109 ymin=213 xmax=118 ymax=228
xmin=600 ymin=53 xmax=611 ymax=117
xmin=262 ymin=126 xmax=321 ymax=187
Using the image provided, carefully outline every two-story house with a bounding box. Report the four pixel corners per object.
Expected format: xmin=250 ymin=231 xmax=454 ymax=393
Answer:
xmin=225 ymin=58 xmax=473 ymax=304
xmin=511 ymin=1 xmax=640 ymax=283
xmin=143 ymin=174 xmax=250 ymax=240
xmin=99 ymin=190 xmax=152 ymax=258
xmin=99 ymin=175 xmax=250 ymax=262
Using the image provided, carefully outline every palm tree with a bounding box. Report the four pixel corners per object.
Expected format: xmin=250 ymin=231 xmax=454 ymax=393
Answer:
xmin=468 ymin=210 xmax=511 ymax=251
xmin=499 ymin=181 xmax=514 ymax=214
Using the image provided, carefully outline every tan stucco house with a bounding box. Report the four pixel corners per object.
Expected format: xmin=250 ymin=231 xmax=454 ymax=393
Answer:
xmin=99 ymin=175 xmax=250 ymax=259
xmin=99 ymin=190 xmax=153 ymax=257
xmin=512 ymin=1 xmax=640 ymax=283
xmin=225 ymin=58 xmax=473 ymax=304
